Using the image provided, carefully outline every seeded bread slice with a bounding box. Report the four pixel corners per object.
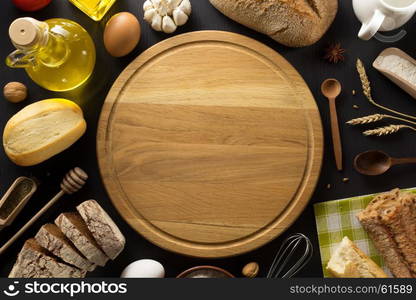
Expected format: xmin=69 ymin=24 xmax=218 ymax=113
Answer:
xmin=9 ymin=239 xmax=86 ymax=278
xmin=35 ymin=224 xmax=95 ymax=271
xmin=55 ymin=212 xmax=109 ymax=267
xmin=77 ymin=200 xmax=125 ymax=260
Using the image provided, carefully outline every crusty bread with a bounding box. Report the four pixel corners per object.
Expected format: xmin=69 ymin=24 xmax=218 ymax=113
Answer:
xmin=209 ymin=0 xmax=338 ymax=47
xmin=77 ymin=200 xmax=125 ymax=260
xmin=358 ymin=210 xmax=413 ymax=278
xmin=327 ymin=237 xmax=387 ymax=278
xmin=55 ymin=212 xmax=109 ymax=267
xmin=357 ymin=189 xmax=416 ymax=278
xmin=9 ymin=239 xmax=86 ymax=278
xmin=380 ymin=194 xmax=416 ymax=274
xmin=3 ymin=99 xmax=86 ymax=166
xmin=35 ymin=224 xmax=95 ymax=271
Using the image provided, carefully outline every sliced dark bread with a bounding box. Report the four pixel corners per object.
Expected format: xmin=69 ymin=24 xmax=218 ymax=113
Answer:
xmin=55 ymin=212 xmax=108 ymax=267
xmin=77 ymin=200 xmax=125 ymax=260
xmin=35 ymin=224 xmax=95 ymax=271
xmin=9 ymin=239 xmax=86 ymax=278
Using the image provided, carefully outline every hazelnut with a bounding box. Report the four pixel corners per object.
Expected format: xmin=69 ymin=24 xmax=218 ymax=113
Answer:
xmin=4 ymin=82 xmax=27 ymax=103
xmin=242 ymin=262 xmax=259 ymax=278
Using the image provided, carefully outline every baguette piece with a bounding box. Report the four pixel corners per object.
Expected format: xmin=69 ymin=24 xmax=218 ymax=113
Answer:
xmin=3 ymin=99 xmax=86 ymax=166
xmin=77 ymin=200 xmax=125 ymax=260
xmin=327 ymin=236 xmax=387 ymax=278
xmin=9 ymin=239 xmax=86 ymax=278
xmin=55 ymin=212 xmax=109 ymax=267
xmin=35 ymin=224 xmax=95 ymax=271
xmin=209 ymin=0 xmax=338 ymax=47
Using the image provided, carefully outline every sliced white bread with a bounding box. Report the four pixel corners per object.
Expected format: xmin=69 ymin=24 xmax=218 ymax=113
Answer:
xmin=9 ymin=239 xmax=86 ymax=278
xmin=77 ymin=200 xmax=125 ymax=260
xmin=55 ymin=212 xmax=109 ymax=267
xmin=35 ymin=224 xmax=95 ymax=271
xmin=327 ymin=236 xmax=388 ymax=278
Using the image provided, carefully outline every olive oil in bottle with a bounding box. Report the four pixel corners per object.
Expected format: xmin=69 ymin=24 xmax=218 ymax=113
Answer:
xmin=68 ymin=0 xmax=117 ymax=21
xmin=6 ymin=18 xmax=96 ymax=92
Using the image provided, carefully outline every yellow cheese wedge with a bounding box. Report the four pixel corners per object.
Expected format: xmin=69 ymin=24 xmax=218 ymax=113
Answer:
xmin=3 ymin=99 xmax=86 ymax=166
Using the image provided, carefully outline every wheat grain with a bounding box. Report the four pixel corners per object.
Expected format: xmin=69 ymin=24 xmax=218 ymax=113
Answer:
xmin=363 ymin=125 xmax=416 ymax=136
xmin=356 ymin=58 xmax=416 ymax=120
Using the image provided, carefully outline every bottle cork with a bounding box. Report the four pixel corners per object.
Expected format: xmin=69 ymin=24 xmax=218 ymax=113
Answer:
xmin=9 ymin=18 xmax=44 ymax=47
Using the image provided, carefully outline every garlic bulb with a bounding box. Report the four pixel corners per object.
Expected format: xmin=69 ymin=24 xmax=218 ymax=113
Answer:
xmin=143 ymin=0 xmax=191 ymax=34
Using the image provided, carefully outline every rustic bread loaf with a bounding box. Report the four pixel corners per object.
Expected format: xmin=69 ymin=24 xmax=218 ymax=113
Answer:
xmin=327 ymin=236 xmax=387 ymax=278
xmin=9 ymin=239 xmax=86 ymax=278
xmin=3 ymin=99 xmax=86 ymax=166
xmin=380 ymin=194 xmax=416 ymax=274
xmin=357 ymin=189 xmax=416 ymax=278
xmin=77 ymin=200 xmax=125 ymax=260
xmin=55 ymin=212 xmax=109 ymax=267
xmin=35 ymin=224 xmax=95 ymax=271
xmin=358 ymin=210 xmax=413 ymax=278
xmin=209 ymin=0 xmax=338 ymax=47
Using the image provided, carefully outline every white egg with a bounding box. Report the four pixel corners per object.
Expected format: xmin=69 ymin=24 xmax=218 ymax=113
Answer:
xmin=120 ymin=259 xmax=165 ymax=278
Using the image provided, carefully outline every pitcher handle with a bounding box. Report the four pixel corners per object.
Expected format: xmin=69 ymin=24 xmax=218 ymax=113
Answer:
xmin=358 ymin=9 xmax=386 ymax=40
xmin=5 ymin=49 xmax=36 ymax=69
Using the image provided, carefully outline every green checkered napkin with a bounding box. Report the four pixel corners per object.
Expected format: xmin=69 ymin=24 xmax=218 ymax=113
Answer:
xmin=314 ymin=188 xmax=416 ymax=277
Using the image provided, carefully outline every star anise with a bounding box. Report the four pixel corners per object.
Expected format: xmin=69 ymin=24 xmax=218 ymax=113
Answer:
xmin=324 ymin=43 xmax=346 ymax=63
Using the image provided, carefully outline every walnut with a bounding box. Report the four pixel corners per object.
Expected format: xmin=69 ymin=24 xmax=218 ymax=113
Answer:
xmin=4 ymin=82 xmax=27 ymax=103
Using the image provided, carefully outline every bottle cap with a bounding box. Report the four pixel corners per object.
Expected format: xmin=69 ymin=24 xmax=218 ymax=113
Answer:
xmin=9 ymin=18 xmax=43 ymax=47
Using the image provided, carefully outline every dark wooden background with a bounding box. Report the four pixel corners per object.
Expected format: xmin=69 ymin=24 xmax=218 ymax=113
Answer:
xmin=1 ymin=0 xmax=416 ymax=278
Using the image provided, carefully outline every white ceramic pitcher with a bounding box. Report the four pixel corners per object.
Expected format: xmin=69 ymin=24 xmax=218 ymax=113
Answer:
xmin=353 ymin=0 xmax=416 ymax=40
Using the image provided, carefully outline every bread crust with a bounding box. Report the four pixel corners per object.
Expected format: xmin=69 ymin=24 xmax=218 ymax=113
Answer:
xmin=35 ymin=224 xmax=95 ymax=271
xmin=55 ymin=212 xmax=109 ymax=267
xmin=357 ymin=189 xmax=416 ymax=278
xmin=9 ymin=239 xmax=86 ymax=278
xmin=358 ymin=211 xmax=413 ymax=278
xmin=209 ymin=0 xmax=338 ymax=47
xmin=77 ymin=200 xmax=125 ymax=260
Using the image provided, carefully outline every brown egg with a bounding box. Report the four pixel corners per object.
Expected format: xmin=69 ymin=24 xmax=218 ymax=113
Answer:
xmin=104 ymin=12 xmax=141 ymax=57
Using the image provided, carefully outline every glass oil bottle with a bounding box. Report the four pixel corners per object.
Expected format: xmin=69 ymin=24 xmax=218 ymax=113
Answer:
xmin=68 ymin=0 xmax=117 ymax=21
xmin=6 ymin=18 xmax=96 ymax=92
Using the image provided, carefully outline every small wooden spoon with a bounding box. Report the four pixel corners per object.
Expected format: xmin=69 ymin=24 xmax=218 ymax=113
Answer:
xmin=321 ymin=79 xmax=343 ymax=171
xmin=354 ymin=150 xmax=416 ymax=176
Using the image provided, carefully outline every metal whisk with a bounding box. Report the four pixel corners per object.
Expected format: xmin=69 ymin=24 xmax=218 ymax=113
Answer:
xmin=266 ymin=233 xmax=313 ymax=278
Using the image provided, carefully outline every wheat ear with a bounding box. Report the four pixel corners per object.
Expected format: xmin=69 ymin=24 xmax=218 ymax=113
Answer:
xmin=363 ymin=125 xmax=416 ymax=136
xmin=356 ymin=59 xmax=416 ymax=120
xmin=347 ymin=114 xmax=384 ymax=125
xmin=347 ymin=114 xmax=416 ymax=126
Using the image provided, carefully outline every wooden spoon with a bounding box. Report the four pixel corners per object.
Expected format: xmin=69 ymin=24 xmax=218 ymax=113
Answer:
xmin=354 ymin=150 xmax=416 ymax=176
xmin=321 ymin=79 xmax=343 ymax=171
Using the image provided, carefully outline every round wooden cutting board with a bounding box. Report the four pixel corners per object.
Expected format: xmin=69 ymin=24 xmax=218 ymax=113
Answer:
xmin=97 ymin=31 xmax=323 ymax=258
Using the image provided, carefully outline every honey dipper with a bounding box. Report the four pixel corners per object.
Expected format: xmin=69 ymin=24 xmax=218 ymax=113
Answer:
xmin=0 ymin=167 xmax=88 ymax=255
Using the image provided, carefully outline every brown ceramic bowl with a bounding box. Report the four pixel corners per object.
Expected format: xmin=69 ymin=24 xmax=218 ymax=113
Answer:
xmin=176 ymin=266 xmax=235 ymax=278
